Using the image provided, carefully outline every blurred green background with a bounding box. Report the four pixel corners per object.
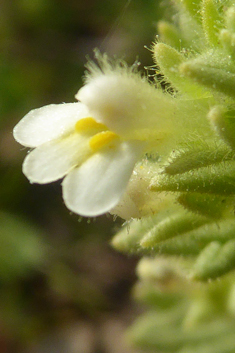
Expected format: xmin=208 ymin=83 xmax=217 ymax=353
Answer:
xmin=0 ymin=0 xmax=163 ymax=352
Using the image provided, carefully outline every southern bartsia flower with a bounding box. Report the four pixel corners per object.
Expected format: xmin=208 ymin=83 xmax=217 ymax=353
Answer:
xmin=13 ymin=53 xmax=192 ymax=217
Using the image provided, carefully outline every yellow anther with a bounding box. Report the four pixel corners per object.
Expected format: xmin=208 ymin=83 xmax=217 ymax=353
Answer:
xmin=75 ymin=117 xmax=108 ymax=133
xmin=89 ymin=131 xmax=120 ymax=151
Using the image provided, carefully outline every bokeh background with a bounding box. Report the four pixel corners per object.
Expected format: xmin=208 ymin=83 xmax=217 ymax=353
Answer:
xmin=0 ymin=0 xmax=163 ymax=352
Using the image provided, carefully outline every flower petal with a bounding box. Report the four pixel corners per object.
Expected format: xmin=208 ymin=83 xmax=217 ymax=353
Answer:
xmin=23 ymin=134 xmax=91 ymax=183
xmin=13 ymin=102 xmax=89 ymax=147
xmin=62 ymin=141 xmax=143 ymax=217
xmin=76 ymin=72 xmax=176 ymax=141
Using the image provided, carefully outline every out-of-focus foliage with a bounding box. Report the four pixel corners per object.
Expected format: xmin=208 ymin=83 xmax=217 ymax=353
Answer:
xmin=127 ymin=257 xmax=235 ymax=353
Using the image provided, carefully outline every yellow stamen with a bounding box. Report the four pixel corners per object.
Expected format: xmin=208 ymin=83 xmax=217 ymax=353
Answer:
xmin=89 ymin=131 xmax=120 ymax=151
xmin=75 ymin=117 xmax=108 ymax=133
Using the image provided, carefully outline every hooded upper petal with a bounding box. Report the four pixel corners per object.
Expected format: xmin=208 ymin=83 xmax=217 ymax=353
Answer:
xmin=76 ymin=71 xmax=176 ymax=142
xmin=23 ymin=133 xmax=91 ymax=183
xmin=62 ymin=141 xmax=143 ymax=217
xmin=13 ymin=102 xmax=89 ymax=148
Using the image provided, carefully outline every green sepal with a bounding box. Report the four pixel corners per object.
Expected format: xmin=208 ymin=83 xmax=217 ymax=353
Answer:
xmin=153 ymin=43 xmax=207 ymax=97
xmin=180 ymin=55 xmax=235 ymax=98
xmin=201 ymin=0 xmax=223 ymax=46
xmin=111 ymin=219 xmax=148 ymax=255
xmin=220 ymin=29 xmax=235 ymax=60
xmin=150 ymin=218 xmax=235 ymax=257
xmin=140 ymin=211 xmax=209 ymax=248
xmin=150 ymin=233 xmax=205 ymax=256
xmin=163 ymin=142 xmax=233 ymax=176
xmin=151 ymin=160 xmax=235 ymax=196
xmin=157 ymin=21 xmax=185 ymax=51
xmin=191 ymin=240 xmax=235 ymax=281
xmin=175 ymin=0 xmax=202 ymax=23
xmin=208 ymin=106 xmax=235 ymax=150
xmin=177 ymin=192 xmax=234 ymax=219
xmin=180 ymin=49 xmax=235 ymax=73
xmin=224 ymin=6 xmax=235 ymax=33
xmin=111 ymin=210 xmax=177 ymax=254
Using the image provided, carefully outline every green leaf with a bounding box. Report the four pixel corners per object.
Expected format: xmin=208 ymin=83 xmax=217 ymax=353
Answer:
xmin=157 ymin=21 xmax=185 ymax=50
xmin=191 ymin=240 xmax=235 ymax=280
xmin=126 ymin=307 xmax=187 ymax=352
xmin=201 ymin=0 xmax=223 ymax=46
xmin=111 ymin=211 xmax=176 ymax=254
xmin=127 ymin=312 xmax=235 ymax=352
xmin=133 ymin=281 xmax=183 ymax=309
xmin=140 ymin=211 xmax=209 ymax=248
xmin=208 ymin=106 xmax=235 ymax=150
xmin=162 ymin=142 xmax=233 ymax=176
xmin=224 ymin=6 xmax=235 ymax=33
xmin=175 ymin=0 xmax=202 ymax=23
xmin=177 ymin=193 xmax=234 ymax=219
xmin=180 ymin=55 xmax=235 ymax=98
xmin=153 ymin=43 xmax=207 ymax=97
xmin=151 ymin=160 xmax=235 ymax=196
xmin=220 ymin=29 xmax=235 ymax=60
xmin=150 ymin=218 xmax=235 ymax=257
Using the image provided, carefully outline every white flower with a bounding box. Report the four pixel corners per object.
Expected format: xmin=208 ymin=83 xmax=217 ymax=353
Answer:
xmin=13 ymin=54 xmax=180 ymax=217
